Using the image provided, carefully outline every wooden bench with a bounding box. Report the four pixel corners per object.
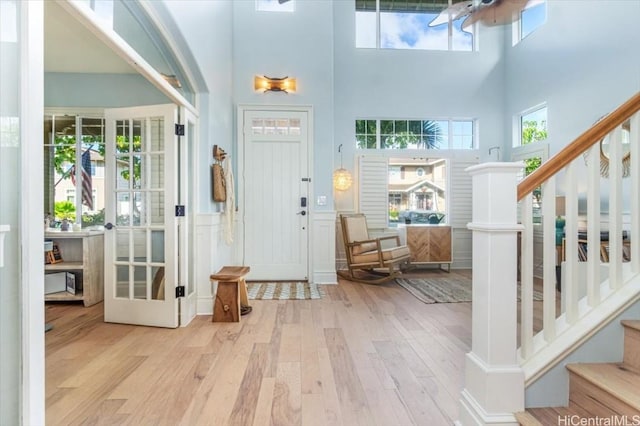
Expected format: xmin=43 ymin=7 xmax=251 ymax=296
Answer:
xmin=210 ymin=266 xmax=250 ymax=322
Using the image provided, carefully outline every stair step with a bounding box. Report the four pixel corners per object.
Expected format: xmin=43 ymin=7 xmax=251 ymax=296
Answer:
xmin=567 ymin=363 xmax=640 ymax=416
xmin=622 ymin=320 xmax=640 ymax=372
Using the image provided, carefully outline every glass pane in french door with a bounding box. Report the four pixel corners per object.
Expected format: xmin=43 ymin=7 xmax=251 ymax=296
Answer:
xmin=113 ymin=116 xmax=166 ymax=301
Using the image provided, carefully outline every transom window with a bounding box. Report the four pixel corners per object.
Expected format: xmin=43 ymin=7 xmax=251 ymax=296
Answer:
xmin=519 ymin=0 xmax=546 ymax=41
xmin=356 ymin=119 xmax=476 ymax=150
xmin=251 ymin=118 xmax=301 ymax=135
xmin=356 ymin=0 xmax=474 ymax=51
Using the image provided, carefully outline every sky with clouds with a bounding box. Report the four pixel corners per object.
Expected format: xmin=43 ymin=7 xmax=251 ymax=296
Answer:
xmin=357 ymin=10 xmax=473 ymax=51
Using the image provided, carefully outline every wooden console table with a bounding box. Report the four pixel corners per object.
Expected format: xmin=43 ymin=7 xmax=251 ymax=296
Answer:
xmin=397 ymin=224 xmax=452 ymax=271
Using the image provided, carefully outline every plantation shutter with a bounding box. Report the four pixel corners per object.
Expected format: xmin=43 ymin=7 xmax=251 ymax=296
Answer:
xmin=358 ymin=155 xmax=388 ymax=229
xmin=448 ymin=158 xmax=479 ymax=227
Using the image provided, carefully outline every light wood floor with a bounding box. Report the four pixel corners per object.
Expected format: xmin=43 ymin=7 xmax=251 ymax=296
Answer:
xmin=45 ymin=269 xmax=474 ymax=426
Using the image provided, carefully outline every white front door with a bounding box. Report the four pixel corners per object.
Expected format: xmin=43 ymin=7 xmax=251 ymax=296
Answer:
xmin=240 ymin=109 xmax=311 ymax=281
xmin=104 ymin=104 xmax=180 ymax=328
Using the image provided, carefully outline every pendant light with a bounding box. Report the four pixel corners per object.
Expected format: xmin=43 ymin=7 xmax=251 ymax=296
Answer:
xmin=333 ymin=144 xmax=352 ymax=191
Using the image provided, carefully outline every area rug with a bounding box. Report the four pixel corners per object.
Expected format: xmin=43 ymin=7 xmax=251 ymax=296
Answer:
xmin=246 ymin=282 xmax=324 ymax=300
xmin=395 ymin=277 xmax=543 ymax=304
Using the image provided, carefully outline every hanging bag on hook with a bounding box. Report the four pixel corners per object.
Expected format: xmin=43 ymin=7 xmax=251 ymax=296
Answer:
xmin=212 ymin=145 xmax=227 ymax=202
xmin=212 ymin=163 xmax=226 ymax=202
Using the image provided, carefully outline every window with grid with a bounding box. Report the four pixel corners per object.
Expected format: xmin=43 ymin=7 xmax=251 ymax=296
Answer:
xmin=356 ymin=0 xmax=474 ymax=51
xmin=356 ymin=119 xmax=476 ymax=150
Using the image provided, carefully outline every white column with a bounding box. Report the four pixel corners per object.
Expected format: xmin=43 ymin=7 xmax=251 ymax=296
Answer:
xmin=457 ymin=162 xmax=525 ymax=426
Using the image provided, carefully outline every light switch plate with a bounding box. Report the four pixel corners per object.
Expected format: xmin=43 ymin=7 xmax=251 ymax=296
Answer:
xmin=317 ymin=195 xmax=327 ymax=206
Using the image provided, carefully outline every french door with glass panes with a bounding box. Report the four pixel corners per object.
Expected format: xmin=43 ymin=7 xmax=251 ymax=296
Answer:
xmin=104 ymin=104 xmax=187 ymax=328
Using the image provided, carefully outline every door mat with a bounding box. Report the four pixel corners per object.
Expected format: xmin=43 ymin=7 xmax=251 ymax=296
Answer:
xmin=246 ymin=282 xmax=324 ymax=300
xmin=395 ymin=277 xmax=543 ymax=304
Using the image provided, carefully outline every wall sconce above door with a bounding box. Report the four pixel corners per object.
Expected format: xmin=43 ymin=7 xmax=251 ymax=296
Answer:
xmin=254 ymin=75 xmax=297 ymax=93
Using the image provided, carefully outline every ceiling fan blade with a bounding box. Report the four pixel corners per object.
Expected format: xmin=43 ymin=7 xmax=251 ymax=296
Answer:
xmin=428 ymin=1 xmax=474 ymax=27
xmin=462 ymin=0 xmax=533 ymax=29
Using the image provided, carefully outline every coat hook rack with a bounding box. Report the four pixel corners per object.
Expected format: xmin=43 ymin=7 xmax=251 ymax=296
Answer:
xmin=213 ymin=145 xmax=227 ymax=163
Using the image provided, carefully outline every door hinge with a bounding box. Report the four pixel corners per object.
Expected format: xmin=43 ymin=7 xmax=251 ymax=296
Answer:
xmin=301 ymin=178 xmax=311 ymax=182
xmin=175 ymin=124 xmax=185 ymax=136
xmin=175 ymin=286 xmax=185 ymax=298
xmin=175 ymin=205 xmax=185 ymax=217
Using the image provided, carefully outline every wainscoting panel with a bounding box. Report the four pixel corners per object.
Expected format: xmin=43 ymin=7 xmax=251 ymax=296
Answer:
xmin=194 ymin=213 xmax=234 ymax=315
xmin=312 ymin=211 xmax=337 ymax=284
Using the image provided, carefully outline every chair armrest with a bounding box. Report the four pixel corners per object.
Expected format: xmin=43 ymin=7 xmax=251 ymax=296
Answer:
xmin=377 ymin=235 xmax=401 ymax=247
xmin=347 ymin=238 xmax=379 ymax=248
xmin=347 ymin=238 xmax=382 ymax=256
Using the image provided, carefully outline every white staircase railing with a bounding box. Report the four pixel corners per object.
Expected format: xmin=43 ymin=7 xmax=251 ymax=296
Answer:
xmin=457 ymin=93 xmax=640 ymax=426
xmin=518 ymin=109 xmax=640 ymax=384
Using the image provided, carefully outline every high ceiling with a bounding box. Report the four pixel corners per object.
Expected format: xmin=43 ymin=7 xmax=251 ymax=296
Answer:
xmin=44 ymin=1 xmax=135 ymax=74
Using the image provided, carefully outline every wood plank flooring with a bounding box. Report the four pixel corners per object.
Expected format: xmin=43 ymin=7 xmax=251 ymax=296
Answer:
xmin=45 ymin=269 xmax=542 ymax=425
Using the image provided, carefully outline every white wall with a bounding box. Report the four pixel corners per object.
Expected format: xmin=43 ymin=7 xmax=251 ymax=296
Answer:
xmin=503 ymin=0 xmax=640 ymax=161
xmin=45 ymin=73 xmax=170 ymax=107
xmin=162 ymin=0 xmax=234 ymax=214
xmin=332 ymin=0 xmax=507 ymax=211
xmin=232 ymin=0 xmax=335 ymax=211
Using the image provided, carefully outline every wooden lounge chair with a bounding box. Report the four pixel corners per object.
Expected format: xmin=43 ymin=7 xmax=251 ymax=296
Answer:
xmin=338 ymin=214 xmax=411 ymax=284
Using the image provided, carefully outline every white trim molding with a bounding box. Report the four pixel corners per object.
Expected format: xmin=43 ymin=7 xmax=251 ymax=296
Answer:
xmin=21 ymin=1 xmax=45 ymax=423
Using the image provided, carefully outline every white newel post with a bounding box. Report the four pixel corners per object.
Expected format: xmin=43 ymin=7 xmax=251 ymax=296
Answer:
xmin=457 ymin=162 xmax=525 ymax=426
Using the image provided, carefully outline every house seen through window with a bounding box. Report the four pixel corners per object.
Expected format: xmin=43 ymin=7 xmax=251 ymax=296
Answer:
xmin=388 ymin=158 xmax=447 ymax=227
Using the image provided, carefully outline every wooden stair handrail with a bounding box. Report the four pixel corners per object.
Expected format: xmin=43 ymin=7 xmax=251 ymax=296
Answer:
xmin=517 ymin=92 xmax=640 ymax=201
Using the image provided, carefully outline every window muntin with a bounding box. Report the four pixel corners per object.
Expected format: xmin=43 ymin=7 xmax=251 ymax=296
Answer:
xmin=356 ymin=119 xmax=476 ymax=150
xmin=256 ymin=0 xmax=294 ymax=12
xmin=356 ymin=0 xmax=474 ymax=51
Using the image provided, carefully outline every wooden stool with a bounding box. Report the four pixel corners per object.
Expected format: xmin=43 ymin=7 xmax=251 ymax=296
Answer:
xmin=210 ymin=266 xmax=250 ymax=322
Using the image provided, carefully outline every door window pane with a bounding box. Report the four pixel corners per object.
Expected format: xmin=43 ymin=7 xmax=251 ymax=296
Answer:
xmin=151 ymin=230 xmax=164 ymax=262
xmin=116 ymin=192 xmax=131 ymax=226
xmin=116 ymin=231 xmax=129 ymax=261
xmin=149 ymin=117 xmax=164 ymax=151
xmin=150 ymin=191 xmax=164 ymax=225
xmin=149 ymin=154 xmax=164 ymax=189
xmin=116 ymin=265 xmax=129 ymax=298
xmin=132 ymin=229 xmax=147 ymax=262
xmin=151 ymin=266 xmax=164 ymax=300
xmin=133 ymin=265 xmax=147 ymax=299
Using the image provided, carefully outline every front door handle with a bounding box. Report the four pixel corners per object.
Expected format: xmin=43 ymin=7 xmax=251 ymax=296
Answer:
xmin=297 ymin=211 xmax=306 ymax=216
